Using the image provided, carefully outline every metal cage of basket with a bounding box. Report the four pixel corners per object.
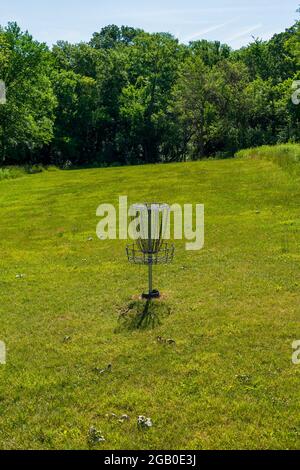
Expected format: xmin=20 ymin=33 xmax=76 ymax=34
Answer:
xmin=126 ymin=203 xmax=175 ymax=299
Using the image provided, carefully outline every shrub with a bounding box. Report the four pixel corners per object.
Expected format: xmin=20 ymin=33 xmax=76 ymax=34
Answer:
xmin=236 ymin=144 xmax=300 ymax=176
xmin=0 ymin=168 xmax=12 ymax=181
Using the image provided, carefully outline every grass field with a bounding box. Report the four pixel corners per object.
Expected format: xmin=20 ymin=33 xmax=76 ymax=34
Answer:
xmin=0 ymin=149 xmax=300 ymax=450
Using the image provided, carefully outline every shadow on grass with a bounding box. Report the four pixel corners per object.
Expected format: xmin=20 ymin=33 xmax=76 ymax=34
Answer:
xmin=116 ymin=299 xmax=172 ymax=332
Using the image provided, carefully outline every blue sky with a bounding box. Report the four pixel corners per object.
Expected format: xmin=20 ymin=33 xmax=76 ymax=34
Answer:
xmin=1 ymin=0 xmax=299 ymax=49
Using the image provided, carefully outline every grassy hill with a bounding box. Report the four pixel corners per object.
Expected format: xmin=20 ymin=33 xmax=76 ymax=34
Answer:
xmin=236 ymin=143 xmax=300 ymax=176
xmin=0 ymin=152 xmax=300 ymax=450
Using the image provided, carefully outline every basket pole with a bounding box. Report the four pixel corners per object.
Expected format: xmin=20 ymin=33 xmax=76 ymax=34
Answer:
xmin=148 ymin=207 xmax=153 ymax=297
xmin=148 ymin=263 xmax=153 ymax=297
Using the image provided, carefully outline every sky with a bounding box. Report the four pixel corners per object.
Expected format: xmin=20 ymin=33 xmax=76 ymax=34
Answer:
xmin=1 ymin=0 xmax=299 ymax=49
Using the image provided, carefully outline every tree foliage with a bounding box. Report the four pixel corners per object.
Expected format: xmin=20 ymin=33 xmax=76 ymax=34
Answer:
xmin=0 ymin=23 xmax=56 ymax=163
xmin=0 ymin=14 xmax=299 ymax=166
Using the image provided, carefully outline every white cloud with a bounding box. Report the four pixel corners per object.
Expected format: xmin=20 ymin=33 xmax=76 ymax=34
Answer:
xmin=183 ymin=19 xmax=239 ymax=42
xmin=227 ymin=23 xmax=263 ymax=42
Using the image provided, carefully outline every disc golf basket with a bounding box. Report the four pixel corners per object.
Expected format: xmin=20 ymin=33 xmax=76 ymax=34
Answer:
xmin=126 ymin=203 xmax=175 ymax=299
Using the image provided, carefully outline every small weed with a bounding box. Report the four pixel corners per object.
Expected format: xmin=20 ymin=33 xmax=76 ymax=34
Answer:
xmin=88 ymin=427 xmax=105 ymax=445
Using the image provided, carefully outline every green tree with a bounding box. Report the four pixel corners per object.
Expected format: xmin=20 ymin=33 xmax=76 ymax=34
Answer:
xmin=120 ymin=32 xmax=182 ymax=163
xmin=170 ymin=55 xmax=213 ymax=159
xmin=0 ymin=23 xmax=56 ymax=164
xmin=189 ymin=40 xmax=231 ymax=67
xmin=90 ymin=25 xmax=143 ymax=49
xmin=50 ymin=69 xmax=97 ymax=165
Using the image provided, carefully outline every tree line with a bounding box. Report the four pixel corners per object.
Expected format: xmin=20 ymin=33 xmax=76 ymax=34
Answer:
xmin=0 ymin=13 xmax=299 ymax=167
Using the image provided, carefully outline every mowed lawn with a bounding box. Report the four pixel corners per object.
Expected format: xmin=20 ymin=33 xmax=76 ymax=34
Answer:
xmin=0 ymin=157 xmax=300 ymax=450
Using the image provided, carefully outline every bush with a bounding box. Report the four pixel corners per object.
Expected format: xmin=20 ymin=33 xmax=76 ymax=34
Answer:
xmin=24 ymin=164 xmax=44 ymax=175
xmin=0 ymin=169 xmax=12 ymax=181
xmin=0 ymin=165 xmax=55 ymax=182
xmin=236 ymin=144 xmax=300 ymax=176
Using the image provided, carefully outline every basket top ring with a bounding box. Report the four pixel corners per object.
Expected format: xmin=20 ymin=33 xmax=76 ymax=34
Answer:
xmin=132 ymin=202 xmax=170 ymax=213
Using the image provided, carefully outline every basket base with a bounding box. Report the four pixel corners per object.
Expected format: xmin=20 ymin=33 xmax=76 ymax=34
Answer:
xmin=142 ymin=290 xmax=160 ymax=300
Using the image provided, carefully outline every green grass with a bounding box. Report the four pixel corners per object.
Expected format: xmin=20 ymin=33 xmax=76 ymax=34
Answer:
xmin=236 ymin=143 xmax=300 ymax=176
xmin=0 ymin=152 xmax=300 ymax=450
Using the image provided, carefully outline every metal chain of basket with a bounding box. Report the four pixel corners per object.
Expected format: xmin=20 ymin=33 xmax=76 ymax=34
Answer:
xmin=126 ymin=203 xmax=175 ymax=299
